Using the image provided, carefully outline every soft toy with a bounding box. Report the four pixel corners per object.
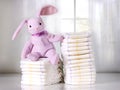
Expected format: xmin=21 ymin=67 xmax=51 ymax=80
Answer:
xmin=12 ymin=5 xmax=64 ymax=65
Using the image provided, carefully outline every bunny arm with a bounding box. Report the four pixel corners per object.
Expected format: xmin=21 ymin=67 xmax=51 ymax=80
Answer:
xmin=47 ymin=32 xmax=64 ymax=42
xmin=21 ymin=40 xmax=33 ymax=59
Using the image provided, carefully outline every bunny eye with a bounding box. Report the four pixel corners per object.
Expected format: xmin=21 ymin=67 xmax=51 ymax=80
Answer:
xmin=39 ymin=23 xmax=42 ymax=25
xmin=29 ymin=25 xmax=32 ymax=28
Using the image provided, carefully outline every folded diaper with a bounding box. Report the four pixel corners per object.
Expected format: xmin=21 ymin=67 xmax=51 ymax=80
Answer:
xmin=65 ymin=75 xmax=96 ymax=79
xmin=63 ymin=38 xmax=91 ymax=43
xmin=62 ymin=42 xmax=92 ymax=47
xmin=65 ymin=79 xmax=95 ymax=84
xmin=61 ymin=32 xmax=96 ymax=85
xmin=21 ymin=58 xmax=63 ymax=85
xmin=20 ymin=62 xmax=46 ymax=68
xmin=66 ymin=74 xmax=96 ymax=79
xmin=64 ymin=54 xmax=93 ymax=60
xmin=64 ymin=58 xmax=94 ymax=64
xmin=22 ymin=75 xmax=46 ymax=79
xmin=65 ymin=81 xmax=95 ymax=85
xmin=21 ymin=68 xmax=46 ymax=72
xmin=65 ymin=63 xmax=94 ymax=69
xmin=65 ymin=73 xmax=96 ymax=78
xmin=21 ymin=81 xmax=48 ymax=85
xmin=65 ymin=77 xmax=95 ymax=81
xmin=61 ymin=45 xmax=92 ymax=51
xmin=22 ymin=71 xmax=46 ymax=74
xmin=64 ymin=31 xmax=91 ymax=38
xmin=65 ymin=66 xmax=95 ymax=71
xmin=65 ymin=68 xmax=95 ymax=73
xmin=62 ymin=51 xmax=93 ymax=56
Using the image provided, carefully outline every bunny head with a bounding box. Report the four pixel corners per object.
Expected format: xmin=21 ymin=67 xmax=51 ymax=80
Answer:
xmin=27 ymin=17 xmax=45 ymax=34
xmin=12 ymin=5 xmax=57 ymax=40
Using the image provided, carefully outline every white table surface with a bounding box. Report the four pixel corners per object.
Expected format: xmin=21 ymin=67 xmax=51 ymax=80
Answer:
xmin=0 ymin=73 xmax=120 ymax=90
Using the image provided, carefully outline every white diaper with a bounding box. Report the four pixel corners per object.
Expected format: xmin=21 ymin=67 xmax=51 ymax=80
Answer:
xmin=62 ymin=50 xmax=93 ymax=56
xmin=63 ymin=38 xmax=91 ymax=43
xmin=61 ymin=32 xmax=96 ymax=85
xmin=65 ymin=68 xmax=95 ymax=72
xmin=62 ymin=42 xmax=92 ymax=47
xmin=21 ymin=58 xmax=63 ymax=85
xmin=64 ymin=58 xmax=94 ymax=64
xmin=65 ymin=65 xmax=95 ymax=71
xmin=64 ymin=31 xmax=91 ymax=38
xmin=65 ymin=72 xmax=96 ymax=77
xmin=61 ymin=45 xmax=92 ymax=51
xmin=64 ymin=54 xmax=93 ymax=59
xmin=21 ymin=68 xmax=46 ymax=72
xmin=65 ymin=81 xmax=95 ymax=85
xmin=22 ymin=75 xmax=46 ymax=78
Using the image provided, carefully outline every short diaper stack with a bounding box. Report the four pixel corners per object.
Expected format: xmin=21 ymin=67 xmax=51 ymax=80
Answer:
xmin=20 ymin=58 xmax=63 ymax=85
xmin=61 ymin=31 xmax=96 ymax=85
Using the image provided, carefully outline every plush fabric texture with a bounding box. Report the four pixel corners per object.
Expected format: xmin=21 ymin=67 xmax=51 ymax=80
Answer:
xmin=12 ymin=5 xmax=64 ymax=65
xmin=61 ymin=31 xmax=96 ymax=85
xmin=40 ymin=5 xmax=57 ymax=15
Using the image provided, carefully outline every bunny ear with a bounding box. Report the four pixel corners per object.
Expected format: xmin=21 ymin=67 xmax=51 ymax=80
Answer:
xmin=39 ymin=5 xmax=57 ymax=16
xmin=12 ymin=20 xmax=27 ymax=40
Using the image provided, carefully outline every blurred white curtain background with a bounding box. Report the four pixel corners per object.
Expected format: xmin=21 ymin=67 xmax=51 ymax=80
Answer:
xmin=90 ymin=0 xmax=120 ymax=72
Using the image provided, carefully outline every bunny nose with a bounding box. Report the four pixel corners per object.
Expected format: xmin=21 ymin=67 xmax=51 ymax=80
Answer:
xmin=36 ymin=27 xmax=39 ymax=30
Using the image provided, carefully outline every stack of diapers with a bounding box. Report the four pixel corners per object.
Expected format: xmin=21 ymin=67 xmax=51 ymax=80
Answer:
xmin=61 ymin=31 xmax=96 ymax=85
xmin=20 ymin=58 xmax=63 ymax=85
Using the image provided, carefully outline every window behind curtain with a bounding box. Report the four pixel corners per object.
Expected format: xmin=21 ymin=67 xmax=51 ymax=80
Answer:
xmin=60 ymin=0 xmax=89 ymax=33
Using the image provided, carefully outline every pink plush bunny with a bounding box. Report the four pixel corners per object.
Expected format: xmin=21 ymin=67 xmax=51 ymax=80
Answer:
xmin=12 ymin=5 xmax=64 ymax=65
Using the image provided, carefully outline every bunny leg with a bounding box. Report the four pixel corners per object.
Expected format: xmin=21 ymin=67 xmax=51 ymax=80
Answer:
xmin=45 ymin=49 xmax=59 ymax=65
xmin=27 ymin=52 xmax=41 ymax=61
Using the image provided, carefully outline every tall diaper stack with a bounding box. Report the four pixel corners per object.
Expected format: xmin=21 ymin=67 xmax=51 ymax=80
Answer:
xmin=20 ymin=58 xmax=63 ymax=85
xmin=61 ymin=32 xmax=96 ymax=85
